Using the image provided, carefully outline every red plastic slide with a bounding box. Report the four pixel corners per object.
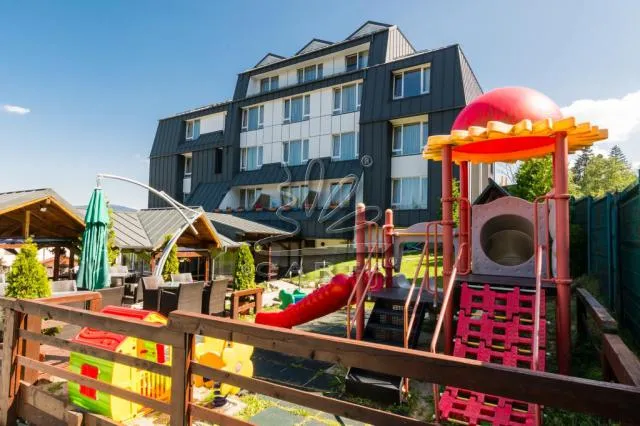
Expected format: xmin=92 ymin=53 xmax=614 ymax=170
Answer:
xmin=255 ymin=274 xmax=354 ymax=328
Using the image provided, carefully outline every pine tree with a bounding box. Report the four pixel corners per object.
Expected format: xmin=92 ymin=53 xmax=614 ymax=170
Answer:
xmin=161 ymin=235 xmax=179 ymax=281
xmin=6 ymin=238 xmax=51 ymax=299
xmin=580 ymin=154 xmax=637 ymax=197
xmin=609 ymin=145 xmax=630 ymax=167
xmin=233 ymin=243 xmax=255 ymax=291
xmin=571 ymin=147 xmax=593 ymax=187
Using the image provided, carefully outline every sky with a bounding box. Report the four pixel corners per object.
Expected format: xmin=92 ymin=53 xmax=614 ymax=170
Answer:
xmin=1 ymin=1 xmax=639 ymax=209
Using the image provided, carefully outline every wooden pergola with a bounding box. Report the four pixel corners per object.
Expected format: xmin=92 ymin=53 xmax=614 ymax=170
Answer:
xmin=0 ymin=189 xmax=84 ymax=280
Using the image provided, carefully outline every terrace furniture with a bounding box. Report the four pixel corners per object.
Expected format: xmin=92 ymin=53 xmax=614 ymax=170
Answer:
xmin=159 ymin=282 xmax=204 ymax=317
xmin=97 ymin=286 xmax=125 ymax=308
xmin=230 ymin=287 xmax=264 ymax=319
xmin=141 ymin=276 xmax=163 ymax=311
xmin=202 ymin=279 xmax=228 ymax=316
xmin=171 ymin=273 xmax=194 ymax=283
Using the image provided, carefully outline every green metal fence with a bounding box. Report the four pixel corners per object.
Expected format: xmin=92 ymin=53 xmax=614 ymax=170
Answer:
xmin=571 ymin=182 xmax=640 ymax=340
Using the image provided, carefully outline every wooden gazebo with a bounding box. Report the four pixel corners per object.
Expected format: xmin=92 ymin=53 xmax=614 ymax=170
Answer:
xmin=0 ymin=189 xmax=84 ymax=279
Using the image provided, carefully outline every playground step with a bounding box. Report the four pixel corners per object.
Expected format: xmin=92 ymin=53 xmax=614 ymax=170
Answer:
xmin=345 ymin=297 xmax=427 ymax=405
xmin=439 ymin=283 xmax=546 ymax=425
xmin=345 ymin=367 xmax=402 ymax=405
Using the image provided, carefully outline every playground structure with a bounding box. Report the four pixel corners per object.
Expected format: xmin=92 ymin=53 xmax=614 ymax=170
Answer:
xmin=68 ymin=306 xmax=171 ymax=422
xmin=255 ymin=86 xmax=609 ymax=423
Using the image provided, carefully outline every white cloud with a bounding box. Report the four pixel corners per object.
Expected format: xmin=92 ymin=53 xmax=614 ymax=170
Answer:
xmin=2 ymin=104 xmax=30 ymax=115
xmin=562 ymin=90 xmax=640 ymax=167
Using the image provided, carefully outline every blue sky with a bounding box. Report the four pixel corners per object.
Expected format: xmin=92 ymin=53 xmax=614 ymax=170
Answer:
xmin=1 ymin=1 xmax=639 ymax=208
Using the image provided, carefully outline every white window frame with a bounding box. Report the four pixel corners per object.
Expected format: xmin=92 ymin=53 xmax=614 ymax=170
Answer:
xmin=392 ymin=64 xmax=431 ymax=100
xmin=282 ymin=139 xmax=309 ymax=166
xmin=183 ymin=154 xmax=193 ymax=177
xmin=240 ymin=146 xmax=263 ymax=171
xmin=331 ymin=132 xmax=358 ymax=161
xmin=391 ymin=176 xmax=429 ymax=209
xmin=185 ymin=119 xmax=200 ymax=140
xmin=260 ymin=76 xmax=279 ymax=93
xmin=297 ymin=63 xmax=323 ymax=84
xmin=329 ymin=181 xmax=354 ymax=207
xmin=283 ymin=94 xmax=311 ymax=123
xmin=239 ymin=187 xmax=263 ymax=209
xmin=345 ymin=50 xmax=369 ymax=72
xmin=332 ymin=82 xmax=363 ymax=115
xmin=392 ymin=121 xmax=429 ymax=156
xmin=242 ymin=105 xmax=264 ymax=131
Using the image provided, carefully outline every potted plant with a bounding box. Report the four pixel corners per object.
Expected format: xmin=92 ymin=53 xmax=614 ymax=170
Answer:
xmin=225 ymin=207 xmax=232 ymax=213
xmin=237 ymin=207 xmax=244 ymax=212
xmin=254 ymin=202 xmax=263 ymax=212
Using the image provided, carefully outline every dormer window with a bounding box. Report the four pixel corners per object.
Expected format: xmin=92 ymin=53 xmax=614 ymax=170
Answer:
xmin=393 ymin=65 xmax=431 ymax=99
xmin=345 ymin=50 xmax=368 ymax=72
xmin=260 ymin=76 xmax=279 ymax=93
xmin=185 ymin=119 xmax=200 ymax=140
xmin=297 ymin=64 xmax=323 ymax=84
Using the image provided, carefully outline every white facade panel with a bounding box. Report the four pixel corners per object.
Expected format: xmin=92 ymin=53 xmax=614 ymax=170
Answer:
xmin=320 ymin=88 xmax=333 ymax=116
xmin=272 ymin=142 xmax=282 ymax=163
xmin=199 ymin=112 xmax=226 ymax=134
xmin=331 ymin=115 xmax=341 ymax=133
xmin=263 ymin=126 xmax=273 ymax=144
xmin=309 ymin=136 xmax=320 ymax=159
xmin=309 ymin=117 xmax=321 ymax=137
xmin=240 ymin=132 xmax=248 ymax=148
xmin=319 ymin=134 xmax=332 ymax=157
xmin=390 ymin=155 xmax=429 ymax=179
xmin=320 ymin=115 xmax=331 ymax=134
xmin=246 ymin=130 xmax=257 ymax=146
xmin=289 ymin=122 xmax=301 ymax=140
xmin=340 ymin=113 xmax=355 ymax=133
xmin=272 ymin=124 xmax=282 ymax=142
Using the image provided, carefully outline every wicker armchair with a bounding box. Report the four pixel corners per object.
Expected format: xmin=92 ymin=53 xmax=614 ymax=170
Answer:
xmin=141 ymin=276 xmax=163 ymax=311
xmin=202 ymin=279 xmax=228 ymax=316
xmin=97 ymin=286 xmax=125 ymax=308
xmin=159 ymin=282 xmax=204 ymax=317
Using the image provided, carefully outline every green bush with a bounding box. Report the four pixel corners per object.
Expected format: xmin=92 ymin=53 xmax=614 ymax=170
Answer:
xmin=6 ymin=238 xmax=51 ymax=299
xmin=233 ymin=244 xmax=255 ymax=291
xmin=161 ymin=234 xmax=179 ymax=281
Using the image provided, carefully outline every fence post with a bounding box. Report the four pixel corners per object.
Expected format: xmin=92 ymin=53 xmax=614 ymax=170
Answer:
xmin=169 ymin=329 xmax=193 ymax=426
xmin=0 ymin=309 xmax=22 ymax=426
xmin=611 ymin=193 xmax=621 ymax=316
xmin=586 ymin=196 xmax=592 ymax=275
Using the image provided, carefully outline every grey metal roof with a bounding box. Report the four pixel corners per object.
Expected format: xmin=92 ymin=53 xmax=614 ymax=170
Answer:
xmin=187 ymin=182 xmax=230 ymax=211
xmin=136 ymin=208 xmax=205 ymax=249
xmin=0 ymin=188 xmax=83 ymax=222
xmin=295 ymin=39 xmax=333 ymax=56
xmin=111 ymin=211 xmax=153 ymax=250
xmin=207 ymin=212 xmax=287 ymax=239
xmin=160 ymin=100 xmax=232 ymax=121
xmin=231 ymin=158 xmax=362 ymax=187
xmin=254 ymin=53 xmax=287 ymax=68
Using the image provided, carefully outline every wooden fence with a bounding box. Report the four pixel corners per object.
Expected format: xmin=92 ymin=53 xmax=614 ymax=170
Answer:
xmin=1 ymin=294 xmax=640 ymax=425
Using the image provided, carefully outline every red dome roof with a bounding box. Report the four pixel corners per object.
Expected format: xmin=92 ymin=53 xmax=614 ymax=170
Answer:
xmin=453 ymin=87 xmax=563 ymax=130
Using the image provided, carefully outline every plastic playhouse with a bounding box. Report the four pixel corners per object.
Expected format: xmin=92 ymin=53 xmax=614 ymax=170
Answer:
xmin=68 ymin=306 xmax=171 ymax=422
xmin=257 ymin=86 xmax=608 ymax=425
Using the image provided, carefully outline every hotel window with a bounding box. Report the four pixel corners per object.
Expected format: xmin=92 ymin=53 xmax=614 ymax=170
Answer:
xmin=329 ymin=182 xmax=354 ymax=207
xmin=260 ymin=76 xmax=279 ymax=93
xmin=241 ymin=105 xmax=264 ymax=131
xmin=183 ymin=155 xmax=192 ymax=177
xmin=282 ymin=139 xmax=309 ymax=166
xmin=393 ymin=65 xmax=431 ymax=99
xmin=391 ymin=177 xmax=428 ymax=209
xmin=281 ymin=184 xmax=309 ymax=208
xmin=240 ymin=146 xmax=263 ymax=171
xmin=392 ymin=121 xmax=428 ymax=156
xmin=332 ymin=83 xmax=363 ymax=114
xmin=239 ymin=188 xmax=262 ymax=209
xmin=214 ymin=147 xmax=223 ymax=174
xmin=331 ymin=132 xmax=358 ymax=161
xmin=185 ymin=119 xmax=200 ymax=140
xmin=283 ymin=94 xmax=311 ymax=123
xmin=297 ymin=64 xmax=323 ymax=83
xmin=345 ymin=50 xmax=369 ymax=72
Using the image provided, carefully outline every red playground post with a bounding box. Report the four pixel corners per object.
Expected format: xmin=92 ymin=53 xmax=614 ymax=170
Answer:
xmin=553 ymin=132 xmax=571 ymax=374
xmin=383 ymin=209 xmax=394 ymax=289
xmin=355 ymin=203 xmax=366 ymax=340
xmin=441 ymin=145 xmax=454 ymax=355
xmin=459 ymin=161 xmax=470 ymax=272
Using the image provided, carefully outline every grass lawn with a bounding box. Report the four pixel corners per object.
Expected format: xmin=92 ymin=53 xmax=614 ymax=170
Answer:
xmin=288 ymin=251 xmax=443 ymax=287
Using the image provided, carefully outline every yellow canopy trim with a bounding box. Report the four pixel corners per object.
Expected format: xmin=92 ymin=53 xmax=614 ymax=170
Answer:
xmin=423 ymin=117 xmax=608 ymax=163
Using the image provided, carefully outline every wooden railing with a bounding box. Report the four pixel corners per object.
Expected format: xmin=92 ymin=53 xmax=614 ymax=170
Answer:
xmin=1 ymin=294 xmax=640 ymax=425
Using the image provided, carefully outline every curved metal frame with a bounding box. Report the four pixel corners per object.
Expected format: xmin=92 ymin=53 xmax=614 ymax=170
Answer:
xmin=96 ymin=173 xmax=201 ymax=278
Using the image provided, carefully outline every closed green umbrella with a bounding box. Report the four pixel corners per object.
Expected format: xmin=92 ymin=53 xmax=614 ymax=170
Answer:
xmin=77 ymin=188 xmax=110 ymax=290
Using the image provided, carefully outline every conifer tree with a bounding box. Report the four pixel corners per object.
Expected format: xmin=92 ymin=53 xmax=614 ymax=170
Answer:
xmin=161 ymin=235 xmax=179 ymax=281
xmin=233 ymin=243 xmax=255 ymax=291
xmin=6 ymin=238 xmax=51 ymax=299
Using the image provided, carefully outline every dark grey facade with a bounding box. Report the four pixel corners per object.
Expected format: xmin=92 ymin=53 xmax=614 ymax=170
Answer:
xmin=148 ymin=21 xmax=485 ymax=242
